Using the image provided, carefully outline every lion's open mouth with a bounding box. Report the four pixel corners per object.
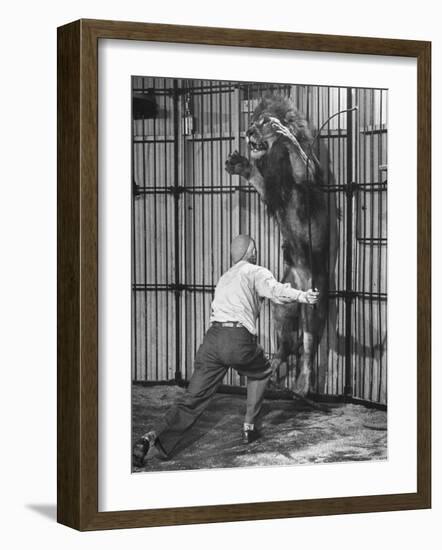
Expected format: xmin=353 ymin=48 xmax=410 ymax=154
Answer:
xmin=248 ymin=137 xmax=268 ymax=153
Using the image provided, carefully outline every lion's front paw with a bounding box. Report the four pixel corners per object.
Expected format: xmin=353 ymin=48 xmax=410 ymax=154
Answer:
xmin=225 ymin=151 xmax=251 ymax=179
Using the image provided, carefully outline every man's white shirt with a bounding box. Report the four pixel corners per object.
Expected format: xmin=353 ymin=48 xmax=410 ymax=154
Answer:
xmin=209 ymin=260 xmax=304 ymax=335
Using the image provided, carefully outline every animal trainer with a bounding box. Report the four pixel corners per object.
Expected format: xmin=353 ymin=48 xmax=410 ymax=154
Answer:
xmin=133 ymin=235 xmax=319 ymax=467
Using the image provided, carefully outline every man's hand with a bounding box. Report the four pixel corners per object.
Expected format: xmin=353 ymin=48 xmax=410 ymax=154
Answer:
xmin=299 ymin=288 xmax=320 ymax=305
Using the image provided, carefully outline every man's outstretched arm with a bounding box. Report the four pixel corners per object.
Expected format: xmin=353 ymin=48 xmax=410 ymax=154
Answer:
xmin=254 ymin=267 xmax=319 ymax=305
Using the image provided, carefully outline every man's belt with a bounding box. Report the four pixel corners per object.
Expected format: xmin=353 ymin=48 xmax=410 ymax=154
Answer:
xmin=212 ymin=321 xmax=244 ymax=328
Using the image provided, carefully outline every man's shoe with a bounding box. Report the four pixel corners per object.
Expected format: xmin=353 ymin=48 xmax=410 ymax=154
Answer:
xmin=132 ymin=437 xmax=150 ymax=467
xmin=242 ymin=426 xmax=261 ymax=444
xmin=132 ymin=431 xmax=157 ymax=467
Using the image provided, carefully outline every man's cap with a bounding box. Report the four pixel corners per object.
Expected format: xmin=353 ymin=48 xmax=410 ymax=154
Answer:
xmin=231 ymin=234 xmax=254 ymax=264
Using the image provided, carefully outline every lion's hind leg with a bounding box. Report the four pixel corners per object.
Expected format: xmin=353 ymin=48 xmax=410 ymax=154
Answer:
xmin=295 ymin=296 xmax=327 ymax=396
xmin=271 ymin=302 xmax=301 ymax=387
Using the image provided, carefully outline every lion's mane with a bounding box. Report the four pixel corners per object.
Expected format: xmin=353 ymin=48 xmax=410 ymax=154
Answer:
xmin=251 ymin=95 xmax=321 ymax=218
xmin=251 ymin=94 xmax=314 ymax=151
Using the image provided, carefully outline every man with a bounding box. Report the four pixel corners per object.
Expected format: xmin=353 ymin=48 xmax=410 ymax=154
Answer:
xmin=133 ymin=235 xmax=319 ymax=467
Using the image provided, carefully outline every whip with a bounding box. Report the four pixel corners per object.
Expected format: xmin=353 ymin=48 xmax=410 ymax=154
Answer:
xmin=304 ymin=106 xmax=358 ymax=292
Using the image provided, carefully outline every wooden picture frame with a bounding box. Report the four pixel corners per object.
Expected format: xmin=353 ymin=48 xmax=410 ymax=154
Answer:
xmin=57 ymin=19 xmax=431 ymax=531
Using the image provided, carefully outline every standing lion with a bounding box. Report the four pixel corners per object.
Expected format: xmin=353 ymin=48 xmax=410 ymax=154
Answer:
xmin=225 ymin=94 xmax=335 ymax=396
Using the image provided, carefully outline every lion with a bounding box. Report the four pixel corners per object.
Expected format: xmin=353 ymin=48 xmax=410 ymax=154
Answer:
xmin=225 ymin=94 xmax=334 ymax=396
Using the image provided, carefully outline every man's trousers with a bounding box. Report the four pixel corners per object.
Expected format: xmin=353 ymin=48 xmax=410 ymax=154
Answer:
xmin=155 ymin=324 xmax=272 ymax=457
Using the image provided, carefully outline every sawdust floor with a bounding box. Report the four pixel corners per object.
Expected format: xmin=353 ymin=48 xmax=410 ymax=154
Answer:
xmin=132 ymin=384 xmax=387 ymax=473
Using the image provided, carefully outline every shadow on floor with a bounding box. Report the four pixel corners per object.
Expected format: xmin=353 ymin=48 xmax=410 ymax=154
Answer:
xmin=25 ymin=504 xmax=57 ymax=521
xmin=132 ymin=384 xmax=387 ymax=473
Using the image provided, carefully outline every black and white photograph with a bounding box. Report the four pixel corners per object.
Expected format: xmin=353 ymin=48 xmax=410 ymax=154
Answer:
xmin=131 ymin=77 xmax=388 ymax=473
